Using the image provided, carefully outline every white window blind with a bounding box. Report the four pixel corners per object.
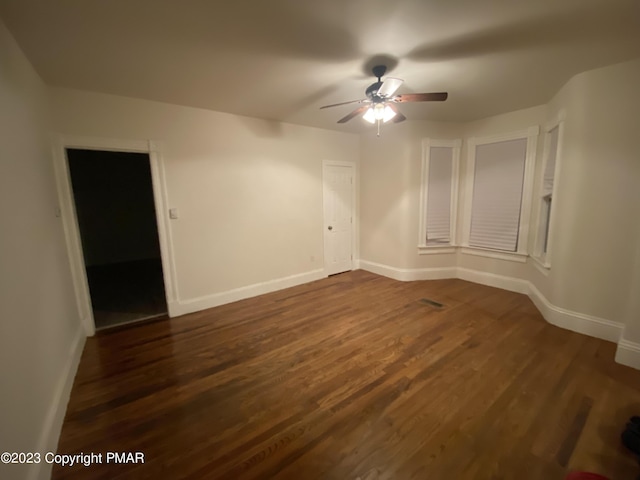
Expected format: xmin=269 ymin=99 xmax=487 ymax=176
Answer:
xmin=543 ymin=127 xmax=559 ymax=195
xmin=469 ymin=138 xmax=527 ymax=252
xmin=426 ymin=146 xmax=453 ymax=244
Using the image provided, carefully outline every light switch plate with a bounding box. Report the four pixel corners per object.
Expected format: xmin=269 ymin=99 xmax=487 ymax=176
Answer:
xmin=169 ymin=208 xmax=179 ymax=219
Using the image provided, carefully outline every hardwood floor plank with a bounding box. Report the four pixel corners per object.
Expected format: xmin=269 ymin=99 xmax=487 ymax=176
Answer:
xmin=556 ymin=395 xmax=594 ymax=467
xmin=53 ymin=271 xmax=640 ymax=480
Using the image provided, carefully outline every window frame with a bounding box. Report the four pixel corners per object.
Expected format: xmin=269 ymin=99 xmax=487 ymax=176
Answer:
xmin=461 ymin=126 xmax=539 ymax=261
xmin=532 ymin=113 xmax=564 ymax=272
xmin=418 ymin=138 xmax=462 ymax=254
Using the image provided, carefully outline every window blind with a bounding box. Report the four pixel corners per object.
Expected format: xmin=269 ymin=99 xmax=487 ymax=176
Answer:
xmin=543 ymin=127 xmax=559 ymax=195
xmin=426 ymin=146 xmax=453 ymax=244
xmin=469 ymin=138 xmax=527 ymax=252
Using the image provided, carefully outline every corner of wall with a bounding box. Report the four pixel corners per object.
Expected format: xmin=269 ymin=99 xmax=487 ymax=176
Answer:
xmin=359 ymin=260 xmax=456 ymax=281
xmin=527 ymin=282 xmax=623 ymax=343
xmin=615 ymin=338 xmax=640 ymax=370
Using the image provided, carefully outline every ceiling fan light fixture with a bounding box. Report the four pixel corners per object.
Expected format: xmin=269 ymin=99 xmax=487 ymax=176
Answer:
xmin=362 ymin=107 xmax=376 ymax=124
xmin=363 ymin=104 xmax=396 ymax=124
xmin=373 ymin=103 xmax=386 ymax=120
xmin=382 ymin=105 xmax=396 ymax=122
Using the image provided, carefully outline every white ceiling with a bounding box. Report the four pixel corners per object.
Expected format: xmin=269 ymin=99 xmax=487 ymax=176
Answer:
xmin=1 ymin=0 xmax=639 ymax=132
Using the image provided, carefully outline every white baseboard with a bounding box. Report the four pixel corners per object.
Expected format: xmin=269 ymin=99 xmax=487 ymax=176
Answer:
xmin=457 ymin=267 xmax=530 ymax=294
xmin=359 ymin=259 xmax=626 ymax=348
xmin=615 ymin=338 xmax=640 ymax=370
xmin=28 ymin=326 xmax=86 ymax=480
xmin=166 ymin=300 xmax=180 ymax=318
xmin=527 ymin=283 xmax=623 ymax=343
xmin=173 ymin=269 xmax=327 ymax=317
xmin=358 ymin=260 xmax=457 ymax=281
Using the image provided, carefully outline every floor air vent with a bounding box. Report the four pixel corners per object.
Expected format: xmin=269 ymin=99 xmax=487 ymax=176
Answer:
xmin=419 ymin=298 xmax=444 ymax=308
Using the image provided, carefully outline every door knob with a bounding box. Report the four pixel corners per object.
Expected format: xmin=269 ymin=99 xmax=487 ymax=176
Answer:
xmin=328 ymin=226 xmax=333 ymax=230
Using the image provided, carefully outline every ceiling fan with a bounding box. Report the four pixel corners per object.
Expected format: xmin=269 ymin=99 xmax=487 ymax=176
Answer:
xmin=320 ymin=65 xmax=448 ymax=134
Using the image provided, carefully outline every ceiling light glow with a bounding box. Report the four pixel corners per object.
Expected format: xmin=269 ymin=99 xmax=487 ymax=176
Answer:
xmin=363 ymin=104 xmax=396 ymax=124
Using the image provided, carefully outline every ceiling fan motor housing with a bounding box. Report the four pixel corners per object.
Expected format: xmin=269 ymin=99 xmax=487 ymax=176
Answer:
xmin=366 ymin=65 xmax=388 ymax=99
xmin=371 ymin=64 xmax=387 ymax=80
xmin=365 ymin=82 xmax=384 ymax=99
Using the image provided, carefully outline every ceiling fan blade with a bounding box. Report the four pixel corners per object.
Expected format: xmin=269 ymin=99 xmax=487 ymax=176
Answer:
xmin=337 ymin=105 xmax=369 ymax=123
xmin=393 ymin=92 xmax=448 ymax=103
xmin=377 ymin=77 xmax=404 ymax=98
xmin=320 ymin=99 xmax=367 ymax=109
xmin=387 ymin=103 xmax=406 ymax=123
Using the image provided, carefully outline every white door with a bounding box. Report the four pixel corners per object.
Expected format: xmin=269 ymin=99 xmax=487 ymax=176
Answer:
xmin=323 ymin=162 xmax=354 ymax=275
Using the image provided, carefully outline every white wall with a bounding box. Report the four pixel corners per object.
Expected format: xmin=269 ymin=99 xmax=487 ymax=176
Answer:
xmin=540 ymin=59 xmax=640 ymax=367
xmin=360 ymin=123 xmax=412 ymax=268
xmin=360 ymin=120 xmax=463 ymax=271
xmin=0 ymin=19 xmax=84 ymax=480
xmin=537 ymin=59 xmax=640 ymax=321
xmin=49 ymin=88 xmax=360 ymax=313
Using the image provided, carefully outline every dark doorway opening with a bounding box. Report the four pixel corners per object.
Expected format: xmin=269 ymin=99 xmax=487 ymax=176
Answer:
xmin=67 ymin=149 xmax=167 ymax=330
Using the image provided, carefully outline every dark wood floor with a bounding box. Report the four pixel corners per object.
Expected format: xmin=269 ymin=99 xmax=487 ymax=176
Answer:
xmin=54 ymin=270 xmax=640 ymax=480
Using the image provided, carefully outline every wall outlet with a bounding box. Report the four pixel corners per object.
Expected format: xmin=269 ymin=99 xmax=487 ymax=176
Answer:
xmin=169 ymin=208 xmax=179 ymax=219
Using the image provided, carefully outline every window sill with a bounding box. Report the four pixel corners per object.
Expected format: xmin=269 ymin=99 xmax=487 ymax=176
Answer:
xmin=418 ymin=245 xmax=457 ymax=255
xmin=460 ymin=246 xmax=528 ymax=263
xmin=531 ymin=255 xmax=551 ymax=276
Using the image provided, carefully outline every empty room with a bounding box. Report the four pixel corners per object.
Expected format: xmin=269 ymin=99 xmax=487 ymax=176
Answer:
xmin=2 ymin=1 xmax=640 ymax=479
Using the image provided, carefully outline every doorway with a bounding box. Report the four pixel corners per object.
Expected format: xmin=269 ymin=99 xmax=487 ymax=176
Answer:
xmin=323 ymin=161 xmax=355 ymax=275
xmin=66 ymin=149 xmax=168 ymax=330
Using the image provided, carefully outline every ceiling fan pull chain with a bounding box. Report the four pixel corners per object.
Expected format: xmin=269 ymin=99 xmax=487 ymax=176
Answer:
xmin=377 ymin=119 xmax=381 ymax=137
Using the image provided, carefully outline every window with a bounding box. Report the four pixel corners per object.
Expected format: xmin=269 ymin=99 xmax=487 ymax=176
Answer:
xmin=534 ymin=122 xmax=561 ymax=267
xmin=462 ymin=127 xmax=538 ymax=260
xmin=418 ymin=139 xmax=461 ymax=253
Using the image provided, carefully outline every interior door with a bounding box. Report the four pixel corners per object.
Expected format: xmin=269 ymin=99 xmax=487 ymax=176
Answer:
xmin=323 ymin=162 xmax=354 ymax=275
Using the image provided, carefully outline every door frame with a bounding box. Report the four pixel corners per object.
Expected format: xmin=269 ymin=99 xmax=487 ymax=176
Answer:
xmin=52 ymin=135 xmax=179 ymax=336
xmin=322 ymin=160 xmax=357 ymax=276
